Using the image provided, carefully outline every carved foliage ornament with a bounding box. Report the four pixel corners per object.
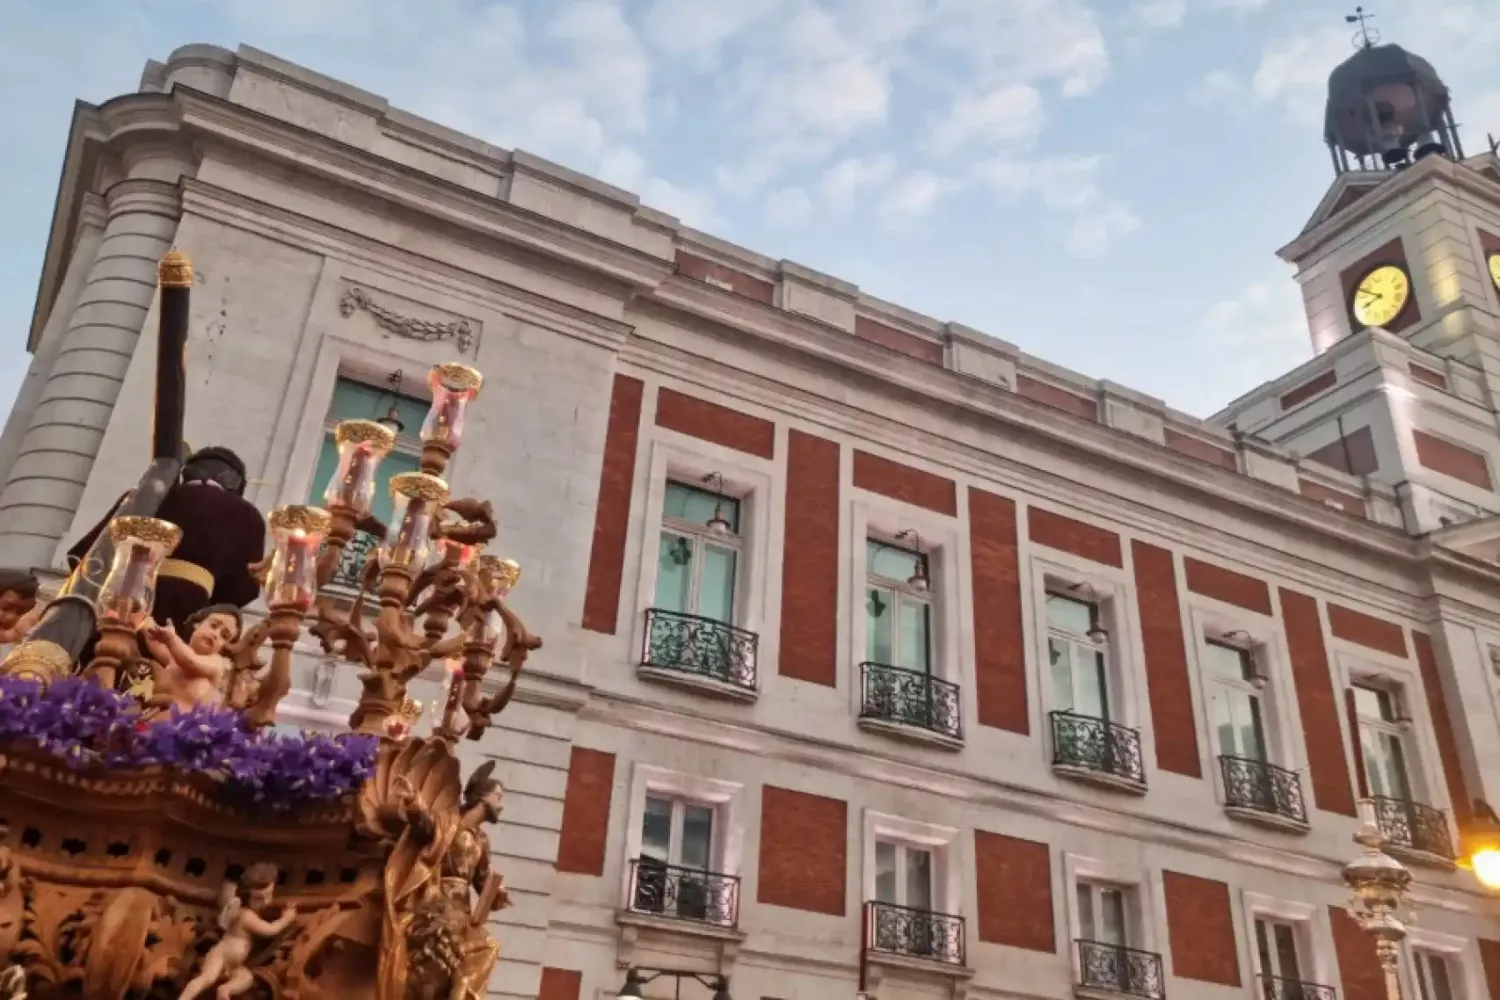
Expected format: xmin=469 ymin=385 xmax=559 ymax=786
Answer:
xmin=339 ymin=288 xmax=475 ymax=355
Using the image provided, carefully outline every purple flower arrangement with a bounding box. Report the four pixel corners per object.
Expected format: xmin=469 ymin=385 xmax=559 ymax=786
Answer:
xmin=0 ymin=675 xmax=379 ymax=811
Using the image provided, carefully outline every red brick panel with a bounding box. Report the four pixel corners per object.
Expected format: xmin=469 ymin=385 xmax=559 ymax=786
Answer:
xmin=675 ymin=249 xmax=775 ymax=304
xmin=1132 ymin=542 xmax=1200 ymax=778
xmin=778 ymin=431 xmax=841 ymax=686
xmin=974 ymin=831 xmax=1054 ymax=952
xmin=655 ymin=388 xmax=776 ymax=460
xmin=1164 ymin=428 xmax=1238 ymax=470
xmin=1347 ymin=687 xmax=1370 ymax=798
xmin=1279 ymin=369 xmax=1338 ymax=410
xmin=539 ymin=968 xmax=582 ymax=1000
xmin=1408 ymin=363 xmax=1448 ymax=391
xmin=1327 ymin=605 xmax=1408 ymax=659
xmin=1162 ymin=872 xmax=1240 ymax=986
xmin=1304 ymin=426 xmax=1380 ymax=477
xmin=1026 ymin=508 xmax=1123 ymax=568
xmin=1330 ymin=905 xmax=1385 ymax=1000
xmin=581 ymin=375 xmax=643 ymax=635
xmin=1280 ymin=590 xmax=1357 ymax=816
xmin=1413 ymin=429 xmax=1494 ymax=490
xmin=1478 ymin=938 xmax=1500 ymax=999
xmin=1016 ymin=373 xmax=1098 ymax=421
xmin=1299 ymin=478 xmax=1366 ymax=515
xmin=1414 ymin=631 xmax=1471 ymax=824
xmin=969 ymin=489 xmax=1029 ymax=734
xmin=555 ymin=748 xmax=616 ymax=875
xmin=1183 ymin=558 xmax=1272 ymax=616
xmin=851 ymin=450 xmax=957 ymax=516
xmin=758 ymin=786 xmax=846 ymax=916
xmin=854 ymin=315 xmax=944 ymax=364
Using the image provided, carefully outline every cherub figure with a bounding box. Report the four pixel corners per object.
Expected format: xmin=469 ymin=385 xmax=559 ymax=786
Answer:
xmin=0 ymin=570 xmax=41 ymax=646
xmin=142 ymin=604 xmax=242 ymax=711
xmin=179 ymin=862 xmax=296 ymax=1000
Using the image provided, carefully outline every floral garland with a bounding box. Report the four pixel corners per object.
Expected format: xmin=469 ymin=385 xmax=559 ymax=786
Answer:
xmin=0 ymin=676 xmax=379 ymax=811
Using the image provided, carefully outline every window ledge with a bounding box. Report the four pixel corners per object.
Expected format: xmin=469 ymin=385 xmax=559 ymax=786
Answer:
xmin=1224 ymin=806 xmax=1311 ymax=835
xmin=637 ymin=665 xmax=758 ymax=702
xmin=867 ymin=950 xmax=974 ymax=980
xmin=1385 ymin=844 xmax=1457 ymax=871
xmin=858 ymin=716 xmax=964 ymax=751
xmin=616 ymin=909 xmax=746 ymax=943
xmin=1053 ymin=764 xmax=1147 ymax=795
xmin=1075 ymin=987 xmax=1158 ymax=1000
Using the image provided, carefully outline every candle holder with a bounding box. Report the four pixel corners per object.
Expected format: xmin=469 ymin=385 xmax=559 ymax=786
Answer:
xmin=383 ymin=695 xmax=425 ymax=742
xmin=245 ymin=505 xmax=332 ymax=727
xmin=419 ymin=363 xmax=483 ymax=475
xmin=382 ymin=472 xmax=450 ymax=581
xmin=317 ymin=419 xmax=396 ymax=586
xmin=434 ymin=658 xmax=467 ymax=741
xmin=88 ymin=516 xmax=183 ymax=689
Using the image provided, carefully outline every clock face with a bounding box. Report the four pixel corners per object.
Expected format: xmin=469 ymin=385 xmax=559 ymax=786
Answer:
xmin=1351 ymin=264 xmax=1411 ymax=329
xmin=1488 ymin=252 xmax=1500 ymax=291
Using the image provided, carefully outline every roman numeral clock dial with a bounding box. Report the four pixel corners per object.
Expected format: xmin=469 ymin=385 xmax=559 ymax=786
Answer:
xmin=1350 ymin=264 xmax=1411 ymax=329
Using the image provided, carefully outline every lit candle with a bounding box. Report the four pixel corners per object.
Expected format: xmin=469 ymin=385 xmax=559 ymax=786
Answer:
xmin=383 ymin=472 xmax=450 ymax=569
xmin=266 ymin=505 xmax=333 ymax=612
xmin=420 ymin=363 xmax=484 ymax=451
xmin=323 ymin=419 xmax=395 ymax=514
xmin=97 ymin=517 xmax=183 ymax=628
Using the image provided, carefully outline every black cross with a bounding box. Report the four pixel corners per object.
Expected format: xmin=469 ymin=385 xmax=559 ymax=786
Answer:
xmin=1345 ymin=6 xmax=1376 ymax=48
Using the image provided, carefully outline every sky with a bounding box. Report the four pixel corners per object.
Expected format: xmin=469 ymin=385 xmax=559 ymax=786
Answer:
xmin=2 ymin=0 xmax=1499 ymax=419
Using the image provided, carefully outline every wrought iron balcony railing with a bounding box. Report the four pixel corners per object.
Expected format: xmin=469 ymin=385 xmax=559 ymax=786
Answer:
xmin=1076 ymin=940 xmax=1165 ymax=999
xmin=1371 ymin=795 xmax=1455 ymax=860
xmin=1219 ymin=755 xmax=1308 ymax=825
xmin=864 ymin=901 xmax=965 ymax=966
xmin=1050 ymin=711 xmax=1146 ymax=786
xmin=1260 ymin=974 xmax=1336 ymax=1000
xmin=328 ymin=530 xmax=379 ymax=591
xmin=859 ymin=662 xmax=962 ymax=740
xmin=641 ymin=608 xmax=758 ymax=692
xmin=627 ymin=858 xmax=740 ymax=928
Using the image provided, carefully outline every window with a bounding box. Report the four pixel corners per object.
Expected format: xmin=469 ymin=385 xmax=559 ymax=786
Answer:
xmin=1205 ymin=641 xmax=1266 ymax=760
xmin=1353 ymin=683 xmax=1412 ymax=800
xmin=874 ymin=840 xmax=934 ymax=912
xmin=865 ymin=538 xmax=932 ymax=672
xmin=1048 ymin=592 xmax=1109 ymax=719
xmin=308 ymin=378 xmax=426 ymax=588
xmin=1254 ymin=917 xmax=1306 ymax=985
xmin=1413 ymin=950 xmax=1457 ymax=1000
xmin=634 ymin=794 xmax=720 ymax=923
xmin=655 ymin=481 xmax=740 ymax=623
xmin=640 ymin=794 xmax=715 ymax=870
xmin=1076 ymin=881 xmax=1129 ymax=947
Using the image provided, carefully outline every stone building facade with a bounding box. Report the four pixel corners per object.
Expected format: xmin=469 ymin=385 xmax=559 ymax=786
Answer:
xmin=4 ymin=41 xmax=1500 ymax=1000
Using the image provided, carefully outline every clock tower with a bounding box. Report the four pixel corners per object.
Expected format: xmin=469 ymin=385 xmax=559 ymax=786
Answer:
xmin=1213 ymin=26 xmax=1500 ymax=539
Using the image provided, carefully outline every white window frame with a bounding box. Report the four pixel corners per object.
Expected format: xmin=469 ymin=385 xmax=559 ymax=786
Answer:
xmin=620 ymin=765 xmax=745 ymax=908
xmin=1044 ymin=584 xmax=1112 ymax=720
xmin=654 ymin=478 xmax=746 ymax=621
xmin=1240 ymin=893 xmax=1332 ymax=992
xmin=847 ymin=500 xmax=963 ymax=703
xmin=1202 ymin=638 xmax=1268 ymax=758
xmin=862 ymin=810 xmax=960 ymax=918
xmin=631 ymin=438 xmax=773 ymax=677
xmin=1332 ymin=647 xmax=1450 ymax=815
xmin=862 ymin=533 xmax=935 ymax=674
xmin=1031 ymin=559 xmax=1140 ymax=732
xmin=638 ymin=794 xmax=718 ymax=868
xmin=1405 ymin=927 xmax=1476 ymax=1000
xmin=1351 ymin=677 xmax=1419 ymax=801
xmin=1063 ymin=853 xmax=1158 ymax=957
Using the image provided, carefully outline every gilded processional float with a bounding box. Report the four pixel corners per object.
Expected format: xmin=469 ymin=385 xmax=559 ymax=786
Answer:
xmin=0 ymin=251 xmax=540 ymax=1000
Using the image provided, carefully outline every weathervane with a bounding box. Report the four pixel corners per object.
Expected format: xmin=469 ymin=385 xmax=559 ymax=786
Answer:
xmin=1346 ymin=6 xmax=1379 ymax=49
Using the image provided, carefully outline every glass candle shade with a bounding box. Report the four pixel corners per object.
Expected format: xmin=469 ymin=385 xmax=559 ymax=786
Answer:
xmin=420 ymin=363 xmax=484 ymax=450
xmin=440 ymin=536 xmax=477 ymax=570
xmin=97 ymin=517 xmax=183 ymax=628
xmin=323 ymin=419 xmax=396 ymax=515
xmin=477 ymin=555 xmax=521 ymax=600
xmin=383 ymin=472 xmax=450 ymax=569
xmin=266 ymin=505 xmax=333 ymax=612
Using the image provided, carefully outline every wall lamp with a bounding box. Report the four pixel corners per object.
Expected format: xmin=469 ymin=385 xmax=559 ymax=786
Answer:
xmin=615 ymin=967 xmax=732 ymax=1000
xmin=894 ymin=529 xmax=929 ymax=591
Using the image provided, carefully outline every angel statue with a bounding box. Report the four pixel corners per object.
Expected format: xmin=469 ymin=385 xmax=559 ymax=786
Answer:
xmin=179 ymin=862 xmax=298 ymax=1000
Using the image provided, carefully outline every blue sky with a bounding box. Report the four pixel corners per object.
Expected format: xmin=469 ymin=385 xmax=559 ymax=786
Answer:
xmin=2 ymin=0 xmax=1498 ymax=418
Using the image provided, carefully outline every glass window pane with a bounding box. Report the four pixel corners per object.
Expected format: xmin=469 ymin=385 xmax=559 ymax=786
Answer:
xmin=1255 ymin=919 xmax=1272 ymax=975
xmin=1214 ymin=693 xmax=1237 ymax=757
xmin=1381 ymin=733 xmax=1411 ymax=799
xmin=698 ymin=545 xmax=737 ymax=623
xmin=326 ymin=377 xmax=429 ymax=432
xmin=1204 ymin=642 xmax=1251 ymax=682
xmin=1076 ymin=883 xmax=1095 ymax=941
xmin=1046 ymin=594 xmax=1094 ymax=635
xmin=1050 ymin=639 xmax=1074 ymax=710
xmin=1361 ymin=729 xmax=1388 ymax=797
xmin=905 ymin=848 xmax=933 ymax=911
xmin=1273 ymin=923 xmax=1300 ymax=982
xmin=680 ymin=805 xmax=714 ymax=870
xmin=875 ymin=841 xmax=898 ymax=904
xmin=1100 ymin=888 xmax=1126 ymax=946
xmin=1240 ymin=695 xmax=1266 ymax=762
xmin=654 ymin=533 xmax=694 ymax=612
xmin=309 ymin=433 xmax=419 ymax=527
xmin=641 ymin=797 xmax=673 ymax=861
xmin=1427 ymin=954 xmax=1453 ymax=1000
xmin=867 ymin=588 xmax=894 ymax=665
xmin=897 ymin=597 xmax=931 ymax=672
xmin=1084 ymin=650 xmax=1110 ymax=721
xmin=1354 ymin=685 xmax=1392 ymax=722
xmin=868 ymin=540 xmax=922 ymax=583
xmin=664 ymin=482 xmax=738 ymax=532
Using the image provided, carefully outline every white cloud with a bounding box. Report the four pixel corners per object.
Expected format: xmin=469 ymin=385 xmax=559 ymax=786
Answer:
xmin=928 ymin=84 xmax=1045 ymax=155
xmin=1130 ymin=0 xmax=1187 ymax=30
xmin=596 ymin=146 xmax=719 ymax=229
xmin=820 ymin=155 xmax=898 ymax=209
xmin=638 ymin=0 xmax=779 ymax=58
xmin=1199 ymin=274 xmax=1311 ymax=389
xmin=877 ymin=171 xmax=959 ymax=226
xmin=764 ymin=186 xmax=815 ymax=227
xmin=975 ymin=154 xmax=1140 ymax=256
xmin=926 ymin=0 xmax=1109 ymax=97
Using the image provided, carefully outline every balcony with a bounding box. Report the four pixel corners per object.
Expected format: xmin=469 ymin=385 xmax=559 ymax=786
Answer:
xmin=864 ymin=901 xmax=966 ymax=965
xmin=1371 ymin=795 xmax=1456 ymax=866
xmin=639 ymin=608 xmax=758 ymax=699
xmin=627 ymin=858 xmax=740 ymax=928
xmin=1260 ymin=975 xmax=1336 ymax=1000
xmin=328 ymin=531 xmax=379 ymax=592
xmin=1050 ymin=711 xmax=1147 ymax=793
xmin=1075 ymin=940 xmax=1165 ymax=999
xmin=858 ymin=662 xmax=963 ymax=747
xmin=1219 ymin=755 xmax=1309 ymax=832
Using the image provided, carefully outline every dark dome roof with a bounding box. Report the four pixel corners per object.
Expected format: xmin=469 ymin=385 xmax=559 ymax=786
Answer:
xmin=1324 ymin=43 xmax=1451 ymax=157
